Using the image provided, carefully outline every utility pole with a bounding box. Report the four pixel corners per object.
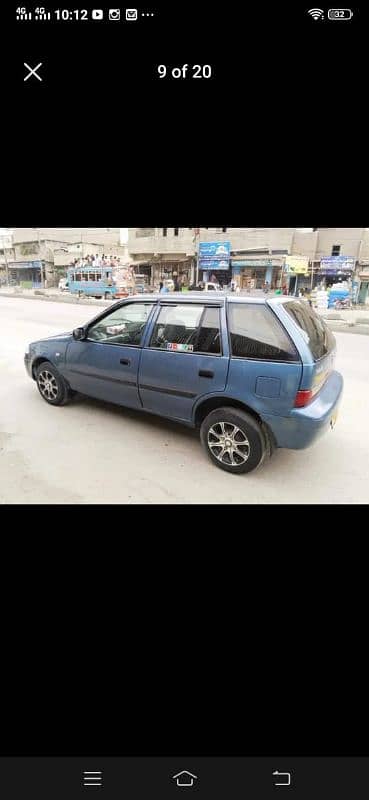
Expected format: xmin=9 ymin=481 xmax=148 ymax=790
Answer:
xmin=2 ymin=241 xmax=9 ymax=286
xmin=0 ymin=229 xmax=15 ymax=286
xmin=32 ymin=228 xmax=45 ymax=288
xmin=194 ymin=228 xmax=200 ymax=286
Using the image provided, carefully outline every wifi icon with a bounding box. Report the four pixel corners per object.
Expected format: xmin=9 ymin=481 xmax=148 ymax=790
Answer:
xmin=307 ymin=8 xmax=324 ymax=19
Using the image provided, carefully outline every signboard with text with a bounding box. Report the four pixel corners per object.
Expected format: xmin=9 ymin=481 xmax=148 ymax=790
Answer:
xmin=199 ymin=241 xmax=231 ymax=259
xmin=284 ymin=256 xmax=309 ymax=275
xmin=199 ymin=258 xmax=230 ymax=271
xmin=8 ymin=260 xmax=42 ymax=270
xmin=320 ymin=256 xmax=355 ymax=272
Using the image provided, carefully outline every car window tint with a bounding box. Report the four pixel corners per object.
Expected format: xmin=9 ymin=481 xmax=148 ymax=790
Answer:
xmin=283 ymin=300 xmax=336 ymax=361
xmin=87 ymin=303 xmax=154 ymax=346
xmin=195 ymin=307 xmax=222 ymax=354
xmin=150 ymin=304 xmax=221 ymax=354
xmin=228 ymin=304 xmax=299 ymax=361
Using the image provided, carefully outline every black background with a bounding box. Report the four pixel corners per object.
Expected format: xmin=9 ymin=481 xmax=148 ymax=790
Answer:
xmin=0 ymin=0 xmax=367 ymax=768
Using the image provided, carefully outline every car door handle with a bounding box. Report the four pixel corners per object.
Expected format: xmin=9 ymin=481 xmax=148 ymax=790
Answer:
xmin=120 ymin=358 xmax=131 ymax=366
xmin=198 ymin=369 xmax=214 ymax=378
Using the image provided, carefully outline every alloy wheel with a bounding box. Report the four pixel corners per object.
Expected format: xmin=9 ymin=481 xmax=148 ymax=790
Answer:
xmin=207 ymin=421 xmax=250 ymax=467
xmin=38 ymin=370 xmax=59 ymax=401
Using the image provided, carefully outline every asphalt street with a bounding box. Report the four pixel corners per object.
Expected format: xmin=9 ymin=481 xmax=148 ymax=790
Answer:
xmin=0 ymin=296 xmax=368 ymax=504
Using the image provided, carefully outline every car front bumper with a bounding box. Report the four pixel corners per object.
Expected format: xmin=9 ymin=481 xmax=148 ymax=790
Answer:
xmin=261 ymin=370 xmax=344 ymax=450
xmin=24 ymin=352 xmax=33 ymax=378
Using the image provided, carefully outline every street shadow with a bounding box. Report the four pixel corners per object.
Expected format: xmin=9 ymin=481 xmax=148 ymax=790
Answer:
xmin=71 ymin=393 xmax=199 ymax=440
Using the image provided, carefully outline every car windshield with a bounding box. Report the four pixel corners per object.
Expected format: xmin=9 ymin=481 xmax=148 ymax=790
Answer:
xmin=283 ymin=300 xmax=336 ymax=361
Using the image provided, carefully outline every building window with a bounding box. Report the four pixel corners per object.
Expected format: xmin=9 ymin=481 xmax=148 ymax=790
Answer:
xmin=174 ymin=228 xmax=179 ymax=236
xmin=332 ymin=245 xmax=341 ymax=256
xmin=163 ymin=228 xmax=167 ymax=237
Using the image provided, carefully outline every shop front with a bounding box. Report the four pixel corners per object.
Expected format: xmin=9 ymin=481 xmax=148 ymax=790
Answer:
xmin=358 ymin=268 xmax=369 ymax=304
xmin=283 ymin=256 xmax=310 ymax=295
xmin=316 ymin=256 xmax=356 ymax=290
xmin=8 ymin=260 xmax=45 ymax=288
xmin=231 ymin=259 xmax=283 ymax=290
xmin=199 ymin=259 xmax=231 ymax=287
xmin=151 ymin=259 xmax=193 ymax=288
xmin=133 ymin=263 xmax=152 ymax=285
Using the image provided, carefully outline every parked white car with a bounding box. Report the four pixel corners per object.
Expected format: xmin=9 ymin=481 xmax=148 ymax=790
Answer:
xmin=204 ymin=281 xmax=221 ymax=291
xmin=59 ymin=278 xmax=69 ymax=291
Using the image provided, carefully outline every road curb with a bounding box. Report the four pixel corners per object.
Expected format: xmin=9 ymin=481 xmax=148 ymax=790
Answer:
xmin=0 ymin=291 xmax=110 ymax=308
xmin=325 ymin=320 xmax=369 ymax=336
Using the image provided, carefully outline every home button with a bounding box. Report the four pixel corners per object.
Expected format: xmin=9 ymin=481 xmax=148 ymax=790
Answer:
xmin=172 ymin=770 xmax=198 ymax=788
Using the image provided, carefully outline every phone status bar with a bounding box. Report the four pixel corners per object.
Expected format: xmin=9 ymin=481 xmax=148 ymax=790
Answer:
xmin=15 ymin=7 xmax=156 ymax=22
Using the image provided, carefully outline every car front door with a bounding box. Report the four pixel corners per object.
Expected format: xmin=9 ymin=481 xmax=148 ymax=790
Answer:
xmin=64 ymin=301 xmax=155 ymax=408
xmin=139 ymin=302 xmax=229 ymax=421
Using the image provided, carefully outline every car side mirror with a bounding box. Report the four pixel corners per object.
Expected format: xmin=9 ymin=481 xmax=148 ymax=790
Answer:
xmin=73 ymin=327 xmax=86 ymax=341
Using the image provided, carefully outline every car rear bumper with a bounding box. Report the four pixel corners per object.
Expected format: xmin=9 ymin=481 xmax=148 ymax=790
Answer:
xmin=261 ymin=370 xmax=344 ymax=450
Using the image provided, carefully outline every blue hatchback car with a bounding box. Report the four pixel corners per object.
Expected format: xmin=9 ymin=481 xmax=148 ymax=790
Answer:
xmin=24 ymin=294 xmax=343 ymax=474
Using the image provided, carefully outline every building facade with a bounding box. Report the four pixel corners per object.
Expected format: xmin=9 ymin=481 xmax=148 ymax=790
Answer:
xmin=128 ymin=228 xmax=368 ymax=298
xmin=1 ymin=230 xmax=129 ymax=287
xmin=11 ymin=228 xmax=121 ymax=247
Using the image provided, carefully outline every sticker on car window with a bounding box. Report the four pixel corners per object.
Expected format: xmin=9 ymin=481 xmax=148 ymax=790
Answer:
xmin=167 ymin=343 xmax=194 ymax=352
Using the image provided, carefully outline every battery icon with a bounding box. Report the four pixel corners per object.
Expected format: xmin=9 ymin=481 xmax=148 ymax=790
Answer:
xmin=328 ymin=8 xmax=353 ymax=19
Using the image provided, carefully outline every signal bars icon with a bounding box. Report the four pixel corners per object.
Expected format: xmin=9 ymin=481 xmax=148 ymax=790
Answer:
xmin=307 ymin=8 xmax=324 ymax=18
xmin=83 ymin=770 xmax=103 ymax=789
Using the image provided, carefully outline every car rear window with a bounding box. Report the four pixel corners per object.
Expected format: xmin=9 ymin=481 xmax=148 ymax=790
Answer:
xmin=228 ymin=304 xmax=299 ymax=362
xmin=283 ymin=301 xmax=336 ymax=361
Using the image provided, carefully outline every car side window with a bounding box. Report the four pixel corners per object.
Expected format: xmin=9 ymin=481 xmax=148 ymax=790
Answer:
xmin=228 ymin=304 xmax=299 ymax=361
xmin=150 ymin=304 xmax=221 ymax=355
xmin=87 ymin=303 xmax=154 ymax=346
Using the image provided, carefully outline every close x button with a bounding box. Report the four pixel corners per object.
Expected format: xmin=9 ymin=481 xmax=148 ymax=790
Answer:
xmin=23 ymin=62 xmax=43 ymax=82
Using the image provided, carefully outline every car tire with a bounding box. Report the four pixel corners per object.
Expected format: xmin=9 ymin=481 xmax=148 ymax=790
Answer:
xmin=200 ymin=407 xmax=266 ymax=474
xmin=36 ymin=361 xmax=72 ymax=406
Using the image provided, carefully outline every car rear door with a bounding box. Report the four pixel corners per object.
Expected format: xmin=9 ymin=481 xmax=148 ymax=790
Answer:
xmin=225 ymin=301 xmax=303 ymax=416
xmin=138 ymin=301 xmax=229 ymax=421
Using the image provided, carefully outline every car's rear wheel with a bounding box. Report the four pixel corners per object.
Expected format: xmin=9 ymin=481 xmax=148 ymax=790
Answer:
xmin=36 ymin=361 xmax=72 ymax=406
xmin=200 ymin=407 xmax=266 ymax=474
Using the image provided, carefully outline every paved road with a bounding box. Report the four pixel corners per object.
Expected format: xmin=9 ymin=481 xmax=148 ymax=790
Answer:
xmin=1 ymin=296 xmax=368 ymax=504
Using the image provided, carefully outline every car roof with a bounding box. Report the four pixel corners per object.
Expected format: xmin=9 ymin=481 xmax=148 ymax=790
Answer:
xmin=123 ymin=292 xmax=290 ymax=306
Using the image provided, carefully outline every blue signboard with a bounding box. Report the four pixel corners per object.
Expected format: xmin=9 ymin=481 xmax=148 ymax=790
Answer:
xmin=231 ymin=259 xmax=273 ymax=268
xmin=8 ymin=260 xmax=42 ymax=270
xmin=199 ymin=258 xmax=230 ymax=270
xmin=320 ymin=256 xmax=355 ymax=272
xmin=199 ymin=241 xmax=231 ymax=259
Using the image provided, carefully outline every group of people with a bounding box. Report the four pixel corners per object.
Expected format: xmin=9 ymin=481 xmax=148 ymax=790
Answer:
xmin=71 ymin=254 xmax=122 ymax=269
xmin=159 ymin=277 xmax=181 ymax=293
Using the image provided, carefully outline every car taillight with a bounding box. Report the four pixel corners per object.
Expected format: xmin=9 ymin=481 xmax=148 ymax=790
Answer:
xmin=294 ymin=389 xmax=313 ymax=408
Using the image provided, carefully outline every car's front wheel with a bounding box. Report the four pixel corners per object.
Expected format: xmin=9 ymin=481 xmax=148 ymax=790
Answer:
xmin=36 ymin=361 xmax=72 ymax=406
xmin=200 ymin=407 xmax=266 ymax=474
